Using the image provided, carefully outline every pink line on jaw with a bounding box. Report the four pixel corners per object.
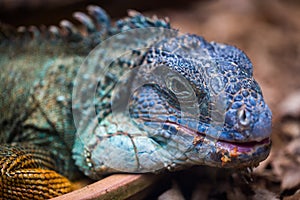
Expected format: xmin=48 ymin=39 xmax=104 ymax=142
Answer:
xmin=155 ymin=120 xmax=270 ymax=151
xmin=140 ymin=118 xmax=270 ymax=153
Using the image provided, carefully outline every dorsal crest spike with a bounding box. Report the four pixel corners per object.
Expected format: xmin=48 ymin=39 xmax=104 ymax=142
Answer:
xmin=73 ymin=11 xmax=96 ymax=34
xmin=128 ymin=9 xmax=142 ymax=17
xmin=60 ymin=20 xmax=79 ymax=34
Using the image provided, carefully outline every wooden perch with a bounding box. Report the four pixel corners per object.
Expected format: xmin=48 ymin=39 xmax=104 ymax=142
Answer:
xmin=52 ymin=174 xmax=168 ymax=200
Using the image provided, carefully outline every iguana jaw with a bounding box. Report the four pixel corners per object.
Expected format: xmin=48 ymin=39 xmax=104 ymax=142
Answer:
xmin=167 ymin=120 xmax=271 ymax=167
xmin=143 ymin=119 xmax=271 ymax=168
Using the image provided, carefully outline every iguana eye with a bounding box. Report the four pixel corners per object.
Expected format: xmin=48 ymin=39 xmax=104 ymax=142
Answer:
xmin=167 ymin=75 xmax=195 ymax=102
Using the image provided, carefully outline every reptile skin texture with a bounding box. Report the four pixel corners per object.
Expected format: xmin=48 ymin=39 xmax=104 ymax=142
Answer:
xmin=0 ymin=6 xmax=272 ymax=199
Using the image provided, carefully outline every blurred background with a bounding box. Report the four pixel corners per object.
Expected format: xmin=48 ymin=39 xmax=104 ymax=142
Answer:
xmin=1 ymin=0 xmax=300 ymax=199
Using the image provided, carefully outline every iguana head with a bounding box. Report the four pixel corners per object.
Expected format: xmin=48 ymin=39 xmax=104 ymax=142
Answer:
xmin=128 ymin=34 xmax=272 ymax=169
xmin=72 ymin=27 xmax=271 ymax=178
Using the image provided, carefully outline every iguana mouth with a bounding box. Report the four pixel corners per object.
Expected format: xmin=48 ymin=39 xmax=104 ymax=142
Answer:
xmin=214 ymin=137 xmax=271 ymax=153
xmin=161 ymin=120 xmax=271 ymax=167
xmin=161 ymin=120 xmax=271 ymax=153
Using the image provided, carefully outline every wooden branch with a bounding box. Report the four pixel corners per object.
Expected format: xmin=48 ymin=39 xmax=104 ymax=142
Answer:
xmin=51 ymin=174 xmax=167 ymax=200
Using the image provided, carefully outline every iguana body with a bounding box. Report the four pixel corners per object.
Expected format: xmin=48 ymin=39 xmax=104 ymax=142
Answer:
xmin=0 ymin=6 xmax=272 ymax=199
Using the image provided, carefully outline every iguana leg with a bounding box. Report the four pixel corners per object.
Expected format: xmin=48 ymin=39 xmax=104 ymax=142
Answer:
xmin=0 ymin=144 xmax=72 ymax=199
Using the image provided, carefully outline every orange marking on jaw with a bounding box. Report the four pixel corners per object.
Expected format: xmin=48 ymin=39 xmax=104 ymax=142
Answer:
xmin=192 ymin=136 xmax=204 ymax=145
xmin=220 ymin=150 xmax=231 ymax=166
xmin=230 ymin=147 xmax=239 ymax=158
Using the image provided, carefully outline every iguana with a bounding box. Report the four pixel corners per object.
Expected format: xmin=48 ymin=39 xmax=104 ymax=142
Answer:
xmin=0 ymin=6 xmax=272 ymax=199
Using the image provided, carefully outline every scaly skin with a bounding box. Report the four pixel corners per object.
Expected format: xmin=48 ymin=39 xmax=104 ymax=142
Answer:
xmin=0 ymin=6 xmax=272 ymax=199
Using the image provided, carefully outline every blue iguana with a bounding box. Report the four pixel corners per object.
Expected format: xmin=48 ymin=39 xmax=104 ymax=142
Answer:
xmin=0 ymin=6 xmax=272 ymax=199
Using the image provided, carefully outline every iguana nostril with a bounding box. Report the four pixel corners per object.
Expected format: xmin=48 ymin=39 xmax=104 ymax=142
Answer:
xmin=238 ymin=108 xmax=250 ymax=127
